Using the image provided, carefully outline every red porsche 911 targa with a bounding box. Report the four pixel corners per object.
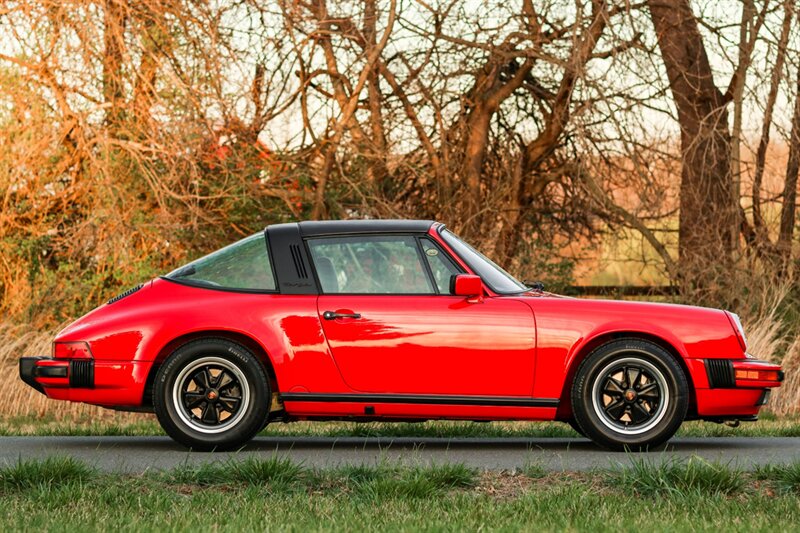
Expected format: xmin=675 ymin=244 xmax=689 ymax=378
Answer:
xmin=20 ymin=220 xmax=783 ymax=450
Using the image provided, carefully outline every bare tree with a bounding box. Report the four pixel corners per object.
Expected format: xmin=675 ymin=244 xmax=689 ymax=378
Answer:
xmin=647 ymin=0 xmax=736 ymax=289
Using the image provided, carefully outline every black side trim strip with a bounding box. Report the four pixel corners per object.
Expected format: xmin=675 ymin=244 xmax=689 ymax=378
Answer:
xmin=281 ymin=393 xmax=559 ymax=408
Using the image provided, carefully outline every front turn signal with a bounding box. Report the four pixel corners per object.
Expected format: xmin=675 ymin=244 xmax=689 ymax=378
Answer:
xmin=735 ymin=369 xmax=781 ymax=382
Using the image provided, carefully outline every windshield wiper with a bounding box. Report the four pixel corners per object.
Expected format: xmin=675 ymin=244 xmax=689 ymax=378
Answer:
xmin=527 ymin=281 xmax=545 ymax=291
xmin=170 ymin=265 xmax=196 ymax=279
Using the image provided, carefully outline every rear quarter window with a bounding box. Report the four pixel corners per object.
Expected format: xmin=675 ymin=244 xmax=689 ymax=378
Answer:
xmin=166 ymin=233 xmax=276 ymax=291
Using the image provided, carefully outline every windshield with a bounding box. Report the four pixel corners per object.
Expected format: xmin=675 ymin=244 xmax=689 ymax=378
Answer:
xmin=439 ymin=228 xmax=529 ymax=294
xmin=165 ymin=233 xmax=276 ymax=291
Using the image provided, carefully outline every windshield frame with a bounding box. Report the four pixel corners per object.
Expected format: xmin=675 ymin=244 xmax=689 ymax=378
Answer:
xmin=162 ymin=231 xmax=279 ymax=294
xmin=437 ymin=226 xmax=530 ymax=295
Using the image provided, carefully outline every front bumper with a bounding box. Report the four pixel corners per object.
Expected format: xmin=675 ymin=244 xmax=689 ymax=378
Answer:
xmin=705 ymin=358 xmax=784 ymax=389
xmin=19 ymin=356 xmax=148 ymax=406
xmin=689 ymin=358 xmax=784 ymax=418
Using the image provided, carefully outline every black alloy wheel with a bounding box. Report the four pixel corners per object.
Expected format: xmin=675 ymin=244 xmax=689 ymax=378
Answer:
xmin=154 ymin=338 xmax=270 ymax=451
xmin=571 ymin=339 xmax=688 ymax=451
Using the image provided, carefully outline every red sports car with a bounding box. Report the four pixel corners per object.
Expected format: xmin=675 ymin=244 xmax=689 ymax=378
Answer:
xmin=20 ymin=220 xmax=783 ymax=450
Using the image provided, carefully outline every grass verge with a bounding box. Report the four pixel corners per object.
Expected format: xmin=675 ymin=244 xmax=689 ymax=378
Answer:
xmin=610 ymin=456 xmax=746 ymax=496
xmin=0 ymin=457 xmax=798 ymax=531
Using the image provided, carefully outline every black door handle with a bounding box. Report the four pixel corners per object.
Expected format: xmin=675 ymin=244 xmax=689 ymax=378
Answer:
xmin=323 ymin=311 xmax=361 ymax=320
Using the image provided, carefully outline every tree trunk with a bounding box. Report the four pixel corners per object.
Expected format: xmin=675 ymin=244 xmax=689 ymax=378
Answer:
xmin=778 ymin=65 xmax=800 ymax=263
xmin=751 ymin=2 xmax=794 ymax=246
xmin=363 ymin=0 xmax=389 ymax=187
xmin=648 ymin=0 xmax=735 ymax=289
xmin=459 ymin=58 xmax=533 ymax=236
xmin=729 ymin=0 xmax=754 ymax=253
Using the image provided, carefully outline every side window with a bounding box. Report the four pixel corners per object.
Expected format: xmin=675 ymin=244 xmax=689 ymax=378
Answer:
xmin=166 ymin=233 xmax=276 ymax=291
xmin=308 ymin=236 xmax=434 ymax=294
xmin=420 ymin=238 xmax=462 ymax=295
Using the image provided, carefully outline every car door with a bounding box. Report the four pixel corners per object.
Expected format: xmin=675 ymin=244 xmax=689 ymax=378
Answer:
xmin=308 ymin=234 xmax=536 ymax=397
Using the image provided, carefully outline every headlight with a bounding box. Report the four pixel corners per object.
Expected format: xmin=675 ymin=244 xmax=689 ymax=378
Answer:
xmin=726 ymin=312 xmax=748 ymax=352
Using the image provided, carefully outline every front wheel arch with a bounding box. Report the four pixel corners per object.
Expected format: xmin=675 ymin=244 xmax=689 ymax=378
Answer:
xmin=557 ymin=332 xmax=696 ymax=421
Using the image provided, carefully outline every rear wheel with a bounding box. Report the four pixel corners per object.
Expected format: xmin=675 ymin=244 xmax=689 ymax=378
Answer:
xmin=571 ymin=339 xmax=688 ymax=451
xmin=154 ymin=338 xmax=270 ymax=451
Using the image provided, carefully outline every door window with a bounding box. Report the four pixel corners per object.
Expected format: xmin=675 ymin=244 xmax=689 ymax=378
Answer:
xmin=420 ymin=239 xmax=462 ymax=294
xmin=308 ymin=235 xmax=434 ymax=294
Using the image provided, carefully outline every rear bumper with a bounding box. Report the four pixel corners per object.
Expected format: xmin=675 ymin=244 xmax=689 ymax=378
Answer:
xmin=19 ymin=357 xmax=48 ymax=394
xmin=19 ymin=356 xmax=87 ymax=394
xmin=18 ymin=356 xmax=149 ymax=406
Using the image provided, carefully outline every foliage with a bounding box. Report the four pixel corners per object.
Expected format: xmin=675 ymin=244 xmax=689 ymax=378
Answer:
xmin=1 ymin=1 xmax=797 ymax=329
xmin=1 ymin=458 xmax=800 ymax=531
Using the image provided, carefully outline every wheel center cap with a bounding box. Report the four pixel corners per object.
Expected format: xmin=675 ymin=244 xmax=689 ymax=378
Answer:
xmin=624 ymin=389 xmax=637 ymax=402
xmin=206 ymin=389 xmax=219 ymax=401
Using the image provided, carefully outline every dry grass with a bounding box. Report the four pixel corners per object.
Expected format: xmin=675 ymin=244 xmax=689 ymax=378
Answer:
xmin=772 ymin=337 xmax=800 ymax=416
xmin=739 ymin=283 xmax=800 ymax=416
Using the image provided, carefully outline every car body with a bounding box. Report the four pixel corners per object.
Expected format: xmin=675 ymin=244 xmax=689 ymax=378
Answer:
xmin=19 ymin=220 xmax=784 ymax=450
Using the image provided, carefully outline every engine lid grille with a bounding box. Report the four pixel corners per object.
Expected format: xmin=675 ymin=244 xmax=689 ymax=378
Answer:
xmin=107 ymin=284 xmax=144 ymax=305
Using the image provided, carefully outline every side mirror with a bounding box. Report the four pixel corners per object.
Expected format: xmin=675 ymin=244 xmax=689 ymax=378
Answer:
xmin=451 ymin=274 xmax=483 ymax=297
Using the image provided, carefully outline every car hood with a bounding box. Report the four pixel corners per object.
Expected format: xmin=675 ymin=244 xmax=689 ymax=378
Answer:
xmin=509 ymin=292 xmax=744 ymax=359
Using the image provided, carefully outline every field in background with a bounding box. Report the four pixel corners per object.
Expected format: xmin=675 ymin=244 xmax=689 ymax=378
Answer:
xmin=0 ymin=456 xmax=798 ymax=531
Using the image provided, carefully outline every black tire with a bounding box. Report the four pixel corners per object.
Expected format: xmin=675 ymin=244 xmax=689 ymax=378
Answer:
xmin=571 ymin=339 xmax=688 ymax=451
xmin=154 ymin=338 xmax=270 ymax=451
xmin=566 ymin=418 xmax=587 ymax=437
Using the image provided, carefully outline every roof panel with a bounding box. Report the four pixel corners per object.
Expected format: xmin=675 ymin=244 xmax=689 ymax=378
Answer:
xmin=296 ymin=219 xmax=435 ymax=237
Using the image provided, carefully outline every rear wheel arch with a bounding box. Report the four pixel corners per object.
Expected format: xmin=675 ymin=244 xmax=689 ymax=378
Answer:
xmin=143 ymin=330 xmax=279 ymax=406
xmin=557 ymin=331 xmax=696 ymax=419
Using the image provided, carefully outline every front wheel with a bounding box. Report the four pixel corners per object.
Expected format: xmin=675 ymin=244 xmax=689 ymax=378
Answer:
xmin=571 ymin=339 xmax=688 ymax=451
xmin=154 ymin=338 xmax=270 ymax=451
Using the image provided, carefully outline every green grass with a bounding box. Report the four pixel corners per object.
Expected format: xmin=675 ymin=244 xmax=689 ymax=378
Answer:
xmin=609 ymin=457 xmax=746 ymax=496
xmin=3 ymin=414 xmax=800 ymax=439
xmin=164 ymin=455 xmax=307 ymax=487
xmin=0 ymin=456 xmax=95 ymax=491
xmin=522 ymin=459 xmax=547 ymax=479
xmin=755 ymin=462 xmax=800 ymax=492
xmin=0 ymin=457 xmax=799 ymax=531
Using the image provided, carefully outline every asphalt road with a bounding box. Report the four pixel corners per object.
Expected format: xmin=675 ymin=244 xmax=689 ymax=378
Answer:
xmin=1 ymin=436 xmax=799 ymax=472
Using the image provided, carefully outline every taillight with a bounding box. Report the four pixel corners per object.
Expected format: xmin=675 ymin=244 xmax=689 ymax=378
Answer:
xmin=735 ymin=369 xmax=780 ymax=382
xmin=53 ymin=341 xmax=93 ymax=359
